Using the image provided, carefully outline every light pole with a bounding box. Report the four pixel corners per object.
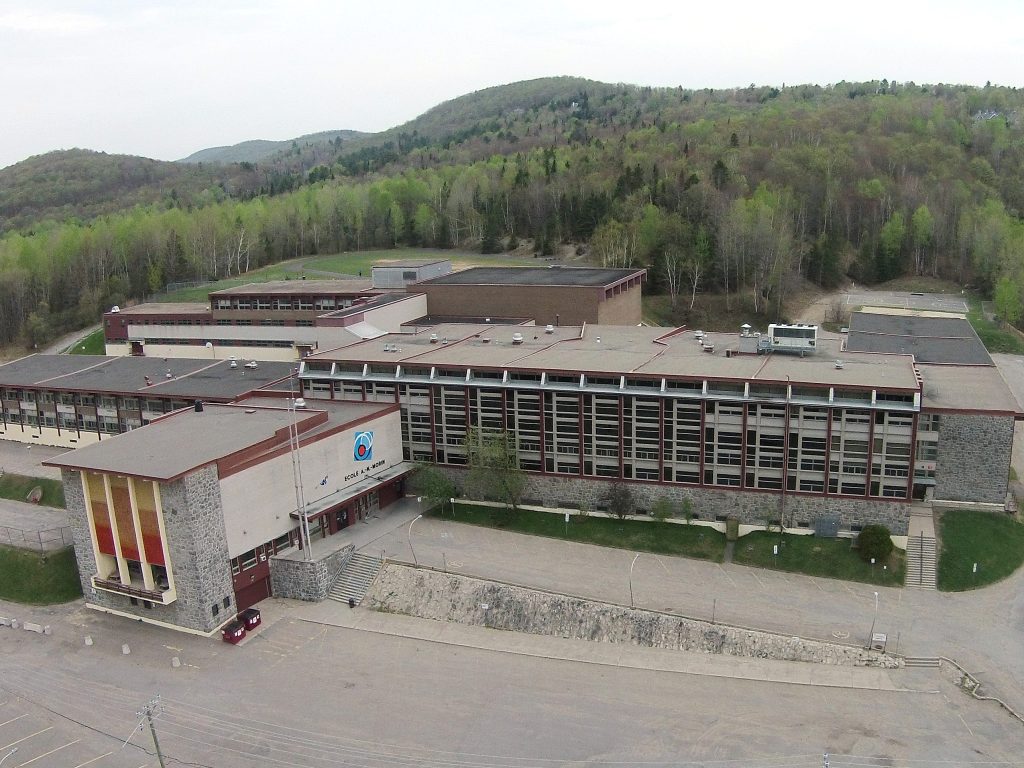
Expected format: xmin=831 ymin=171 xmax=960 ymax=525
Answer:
xmin=408 ymin=513 xmax=423 ymax=566
xmin=0 ymin=748 xmax=18 ymax=767
xmin=628 ymin=553 xmax=640 ymax=608
xmin=868 ymin=591 xmax=879 ymax=648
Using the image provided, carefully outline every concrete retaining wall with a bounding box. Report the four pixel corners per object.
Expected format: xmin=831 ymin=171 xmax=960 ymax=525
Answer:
xmin=368 ymin=565 xmax=899 ymax=668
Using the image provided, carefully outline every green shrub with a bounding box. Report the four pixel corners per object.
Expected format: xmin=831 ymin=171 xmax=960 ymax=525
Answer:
xmin=858 ymin=524 xmax=894 ymax=562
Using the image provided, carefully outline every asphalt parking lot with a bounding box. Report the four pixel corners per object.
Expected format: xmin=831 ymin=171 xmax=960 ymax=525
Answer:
xmin=844 ymin=290 xmax=970 ymax=313
xmin=0 ymin=696 xmax=153 ymax=768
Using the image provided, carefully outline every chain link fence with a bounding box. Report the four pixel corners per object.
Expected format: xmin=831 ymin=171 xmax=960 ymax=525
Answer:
xmin=0 ymin=525 xmax=74 ymax=553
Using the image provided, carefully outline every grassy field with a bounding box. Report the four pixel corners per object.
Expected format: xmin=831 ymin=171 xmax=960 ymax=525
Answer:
xmin=156 ymin=249 xmax=536 ymax=303
xmin=428 ymin=504 xmax=726 ymax=561
xmin=937 ymin=510 xmax=1024 ymax=591
xmin=732 ymin=531 xmax=906 ymax=586
xmin=0 ymin=545 xmax=82 ymax=604
xmin=966 ymin=300 xmax=1024 ymax=354
xmin=68 ymin=328 xmax=106 ymax=355
xmin=0 ymin=472 xmax=65 ymax=508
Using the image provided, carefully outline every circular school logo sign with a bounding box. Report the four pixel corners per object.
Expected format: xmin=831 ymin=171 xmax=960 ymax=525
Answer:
xmin=353 ymin=431 xmax=374 ymax=461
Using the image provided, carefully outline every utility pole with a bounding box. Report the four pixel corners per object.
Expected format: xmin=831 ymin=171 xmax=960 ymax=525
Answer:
xmin=138 ymin=696 xmax=166 ymax=768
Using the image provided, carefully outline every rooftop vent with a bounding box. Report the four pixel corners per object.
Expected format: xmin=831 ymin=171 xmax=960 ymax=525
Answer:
xmin=695 ymin=330 xmax=704 ymax=339
xmin=194 ymin=400 xmax=203 ymax=412
xmin=429 ymin=333 xmax=439 ymax=344
xmin=545 ymin=324 xmax=555 ymax=334
xmin=511 ymin=333 xmax=524 ymax=345
xmin=441 ymin=337 xmax=449 ymax=345
xmin=740 ymin=323 xmax=752 ymax=336
xmin=229 ymin=360 xmax=238 ymax=369
xmin=245 ymin=360 xmax=259 ymax=369
xmin=482 ymin=337 xmax=491 ymax=344
xmin=596 ymin=336 xmax=601 ymax=344
xmin=165 ymin=369 xmax=172 ymax=379
xmin=834 ymin=360 xmax=845 ymax=370
xmin=294 ymin=397 xmax=307 ymax=409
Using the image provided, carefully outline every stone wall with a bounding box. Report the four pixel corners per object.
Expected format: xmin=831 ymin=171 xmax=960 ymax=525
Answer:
xmin=67 ymin=465 xmax=236 ymax=634
xmin=271 ymin=543 xmax=354 ymax=601
xmin=62 ymin=469 xmax=96 ymax=599
xmin=437 ymin=467 xmax=911 ymax=535
xmin=934 ymin=414 xmax=1013 ymax=504
xmin=368 ymin=565 xmax=898 ymax=668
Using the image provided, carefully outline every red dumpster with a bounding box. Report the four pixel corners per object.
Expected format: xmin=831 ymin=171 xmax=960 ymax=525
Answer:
xmin=221 ymin=619 xmax=246 ymax=644
xmin=239 ymin=607 xmax=261 ymax=630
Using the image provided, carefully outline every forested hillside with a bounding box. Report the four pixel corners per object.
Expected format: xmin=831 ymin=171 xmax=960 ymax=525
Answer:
xmin=0 ymin=149 xmax=263 ymax=233
xmin=2 ymin=77 xmax=1024 ymax=347
xmin=178 ymin=129 xmax=369 ymax=165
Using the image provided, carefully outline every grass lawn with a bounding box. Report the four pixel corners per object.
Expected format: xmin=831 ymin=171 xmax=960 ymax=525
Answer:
xmin=732 ymin=531 xmax=906 ymax=586
xmin=304 ymin=248 xmax=531 ymax=277
xmin=0 ymin=472 xmax=65 ymax=508
xmin=936 ymin=510 xmax=1024 ymax=591
xmin=0 ymin=545 xmax=82 ymax=604
xmin=68 ymin=328 xmax=106 ymax=355
xmin=428 ymin=504 xmax=726 ymax=562
xmin=966 ymin=300 xmax=1024 ymax=354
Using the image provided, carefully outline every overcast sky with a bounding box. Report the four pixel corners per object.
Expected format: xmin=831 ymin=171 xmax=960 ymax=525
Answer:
xmin=2 ymin=0 xmax=1023 ymax=169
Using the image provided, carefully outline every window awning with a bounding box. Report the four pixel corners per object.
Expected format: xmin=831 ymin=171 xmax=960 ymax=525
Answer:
xmin=289 ymin=461 xmax=414 ymax=521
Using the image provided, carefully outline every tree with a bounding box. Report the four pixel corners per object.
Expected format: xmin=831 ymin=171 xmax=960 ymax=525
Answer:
xmin=465 ymin=428 xmax=526 ymax=509
xmin=910 ymin=204 xmax=934 ymax=275
xmin=605 ymin=482 xmax=635 ymax=520
xmin=650 ymin=497 xmax=675 ymax=523
xmin=858 ymin=524 xmax=894 ymax=562
xmin=993 ymin=275 xmax=1022 ymax=326
xmin=661 ymin=245 xmax=686 ymax=310
xmin=410 ymin=465 xmax=457 ymax=514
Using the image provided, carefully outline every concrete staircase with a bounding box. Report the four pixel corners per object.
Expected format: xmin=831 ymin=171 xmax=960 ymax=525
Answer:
xmin=328 ymin=552 xmax=383 ymax=606
xmin=903 ymin=656 xmax=942 ymax=668
xmin=905 ymin=530 xmax=937 ymax=590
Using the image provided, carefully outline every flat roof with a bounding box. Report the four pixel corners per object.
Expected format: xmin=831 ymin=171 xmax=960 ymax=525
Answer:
xmin=308 ymin=325 xmax=921 ymax=390
xmin=847 ymin=311 xmax=992 ymax=365
xmin=0 ymin=355 xmax=294 ymax=399
xmin=210 ymin=279 xmax=374 ymax=296
xmin=45 ymin=400 xmax=392 ymax=480
xmin=372 ymin=259 xmax=449 ymax=269
xmin=108 ymin=303 xmax=210 ymax=316
xmin=415 ymin=266 xmax=645 ymax=288
xmin=919 ymin=364 xmax=1020 ymax=413
xmin=317 ymin=292 xmax=420 ymax=319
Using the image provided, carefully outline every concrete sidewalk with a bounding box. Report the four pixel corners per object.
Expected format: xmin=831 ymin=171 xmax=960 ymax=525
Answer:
xmin=295 ymin=599 xmax=917 ymax=692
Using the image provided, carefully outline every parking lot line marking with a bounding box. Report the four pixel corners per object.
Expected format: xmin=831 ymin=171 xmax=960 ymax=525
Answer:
xmin=2 ymin=726 xmax=53 ymax=749
xmin=0 ymin=714 xmax=29 ymax=728
xmin=72 ymin=752 xmax=113 ymax=768
xmin=17 ymin=739 xmax=80 ymax=766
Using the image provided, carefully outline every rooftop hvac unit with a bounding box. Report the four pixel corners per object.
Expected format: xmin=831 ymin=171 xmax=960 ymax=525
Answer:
xmin=767 ymin=323 xmax=818 ymax=353
xmin=110 ymin=305 xmax=120 ymax=313
xmin=511 ymin=333 xmax=524 ymax=345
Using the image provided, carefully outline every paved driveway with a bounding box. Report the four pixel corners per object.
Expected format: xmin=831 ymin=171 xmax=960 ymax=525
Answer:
xmin=367 ymin=513 xmax=1024 ymax=714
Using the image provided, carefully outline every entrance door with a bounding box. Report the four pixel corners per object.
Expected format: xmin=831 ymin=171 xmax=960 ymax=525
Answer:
xmin=235 ymin=577 xmax=270 ymax=611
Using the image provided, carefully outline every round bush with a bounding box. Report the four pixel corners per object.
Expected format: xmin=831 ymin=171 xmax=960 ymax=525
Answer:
xmin=858 ymin=524 xmax=894 ymax=562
